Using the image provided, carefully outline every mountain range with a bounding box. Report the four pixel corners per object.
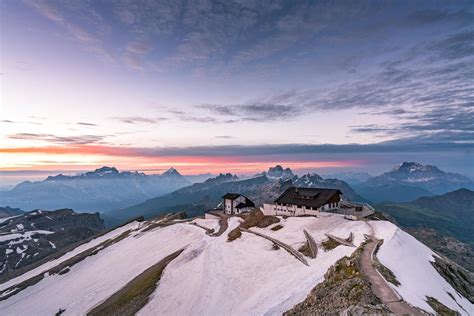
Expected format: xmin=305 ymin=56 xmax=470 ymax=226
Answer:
xmin=105 ymin=166 xmax=368 ymax=225
xmin=355 ymin=162 xmax=474 ymax=202
xmin=0 ymin=162 xmax=473 ymax=314
xmin=0 ymin=167 xmax=190 ymax=213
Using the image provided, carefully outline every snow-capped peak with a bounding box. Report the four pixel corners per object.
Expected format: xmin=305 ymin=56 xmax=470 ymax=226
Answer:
xmin=393 ymin=162 xmax=426 ymax=172
xmin=93 ymin=166 xmax=119 ymax=175
xmin=266 ymin=165 xmax=295 ymax=179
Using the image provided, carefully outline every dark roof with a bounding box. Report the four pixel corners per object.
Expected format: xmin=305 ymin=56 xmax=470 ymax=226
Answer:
xmin=222 ymin=193 xmax=241 ymax=200
xmin=274 ymin=187 xmax=342 ymax=208
xmin=235 ymin=199 xmax=255 ymax=209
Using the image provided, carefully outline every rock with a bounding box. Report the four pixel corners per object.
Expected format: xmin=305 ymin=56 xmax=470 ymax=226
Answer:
xmin=284 ymin=245 xmax=391 ymax=315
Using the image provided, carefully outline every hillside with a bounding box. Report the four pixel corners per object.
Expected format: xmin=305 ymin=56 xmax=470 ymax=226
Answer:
xmin=0 ymin=167 xmax=190 ymax=213
xmin=324 ymin=171 xmax=372 ymax=185
xmin=0 ymin=206 xmax=24 ymax=219
xmin=107 ymin=166 xmax=367 ymax=224
xmin=377 ymin=189 xmax=474 ymax=246
xmin=0 ymin=209 xmax=104 ymax=275
xmin=0 ymin=213 xmax=471 ymax=315
xmin=356 ymin=162 xmax=474 ymax=202
xmin=377 ymin=189 xmax=474 ymax=271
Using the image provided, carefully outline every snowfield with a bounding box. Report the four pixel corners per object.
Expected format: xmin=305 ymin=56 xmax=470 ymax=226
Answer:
xmin=372 ymin=221 xmax=473 ymax=315
xmin=140 ymin=214 xmax=370 ymax=316
xmin=0 ymin=214 xmax=472 ymax=315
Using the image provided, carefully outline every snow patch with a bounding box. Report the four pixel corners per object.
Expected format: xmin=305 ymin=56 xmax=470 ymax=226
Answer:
xmin=0 ymin=230 xmax=53 ymax=243
xmin=0 ymin=215 xmax=22 ymax=224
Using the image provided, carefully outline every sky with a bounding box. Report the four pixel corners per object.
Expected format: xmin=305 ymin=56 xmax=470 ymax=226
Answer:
xmin=1 ymin=0 xmax=473 ymax=185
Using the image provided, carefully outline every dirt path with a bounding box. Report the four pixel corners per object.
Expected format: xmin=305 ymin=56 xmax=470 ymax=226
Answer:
xmin=360 ymin=236 xmax=425 ymax=315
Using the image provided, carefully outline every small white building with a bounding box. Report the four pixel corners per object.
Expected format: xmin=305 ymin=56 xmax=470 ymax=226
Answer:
xmin=262 ymin=187 xmax=343 ymax=217
xmin=222 ymin=193 xmax=255 ymax=215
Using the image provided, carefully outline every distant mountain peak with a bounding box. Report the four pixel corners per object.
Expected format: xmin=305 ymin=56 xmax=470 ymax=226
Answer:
xmin=204 ymin=173 xmax=238 ymax=184
xmin=162 ymin=167 xmax=181 ymax=177
xmin=393 ymin=162 xmax=434 ymax=173
xmin=359 ymin=162 xmax=474 ymax=202
xmin=267 ymin=165 xmax=295 ymax=179
xmin=296 ymin=173 xmax=324 ymax=184
xmin=94 ymin=166 xmax=119 ymax=175
xmin=386 ymin=162 xmax=463 ymax=182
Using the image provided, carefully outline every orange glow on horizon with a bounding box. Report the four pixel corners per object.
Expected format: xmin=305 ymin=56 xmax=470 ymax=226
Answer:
xmin=0 ymin=145 xmax=363 ymax=175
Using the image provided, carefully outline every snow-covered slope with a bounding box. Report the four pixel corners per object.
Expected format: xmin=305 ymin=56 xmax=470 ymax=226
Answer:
xmin=1 ymin=214 xmax=472 ymax=315
xmin=372 ymin=221 xmax=473 ymax=314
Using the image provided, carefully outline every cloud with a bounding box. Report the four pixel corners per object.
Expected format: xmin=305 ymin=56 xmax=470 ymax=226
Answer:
xmin=25 ymin=0 xmax=113 ymax=62
xmin=122 ymin=54 xmax=145 ymax=71
xmin=2 ymin=139 xmax=472 ymax=158
xmin=16 ymin=1 xmax=474 ymax=145
xmin=8 ymin=133 xmax=106 ymax=145
xmin=168 ymin=110 xmax=229 ymax=123
xmin=77 ymin=122 xmax=97 ymax=126
xmin=199 ymin=103 xmax=302 ymax=122
xmin=112 ymin=116 xmax=168 ymax=124
xmin=192 ymin=24 xmax=474 ymax=143
xmin=428 ymin=30 xmax=474 ymax=60
xmin=122 ymin=40 xmax=154 ymax=70
xmin=126 ymin=41 xmax=153 ymax=54
xmin=1 ymin=119 xmax=42 ymax=125
xmin=24 ymin=1 xmax=473 ymax=77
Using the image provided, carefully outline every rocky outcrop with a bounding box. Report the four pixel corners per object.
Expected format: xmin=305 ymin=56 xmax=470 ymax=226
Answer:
xmin=431 ymin=256 xmax=474 ymax=303
xmin=407 ymin=227 xmax=474 ymax=272
xmin=285 ymin=245 xmax=390 ymax=315
xmin=0 ymin=206 xmax=23 ymax=218
xmin=0 ymin=209 xmax=105 ymax=275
